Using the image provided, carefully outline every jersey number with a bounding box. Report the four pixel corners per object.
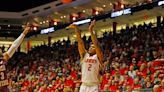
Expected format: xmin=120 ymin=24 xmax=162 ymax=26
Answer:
xmin=0 ymin=72 xmax=4 ymax=80
xmin=88 ymin=64 xmax=92 ymax=71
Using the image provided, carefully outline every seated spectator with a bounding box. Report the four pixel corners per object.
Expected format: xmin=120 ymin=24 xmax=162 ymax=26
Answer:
xmin=132 ymin=77 xmax=142 ymax=90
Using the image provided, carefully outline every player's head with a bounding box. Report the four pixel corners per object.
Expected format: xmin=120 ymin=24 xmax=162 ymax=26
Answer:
xmin=88 ymin=44 xmax=96 ymax=55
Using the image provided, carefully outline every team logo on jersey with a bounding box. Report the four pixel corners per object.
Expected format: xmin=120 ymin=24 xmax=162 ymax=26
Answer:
xmin=0 ymin=80 xmax=8 ymax=87
xmin=86 ymin=59 xmax=96 ymax=63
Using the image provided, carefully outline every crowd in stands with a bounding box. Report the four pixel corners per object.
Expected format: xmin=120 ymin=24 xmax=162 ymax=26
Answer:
xmin=1 ymin=21 xmax=164 ymax=92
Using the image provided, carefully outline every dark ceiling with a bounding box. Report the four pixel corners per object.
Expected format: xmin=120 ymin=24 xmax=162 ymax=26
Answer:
xmin=0 ymin=0 xmax=56 ymax=12
xmin=0 ymin=0 xmax=163 ymax=38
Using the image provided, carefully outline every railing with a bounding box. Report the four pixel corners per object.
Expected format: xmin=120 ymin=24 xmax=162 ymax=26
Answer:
xmin=133 ymin=88 xmax=153 ymax=92
xmin=102 ymin=88 xmax=153 ymax=92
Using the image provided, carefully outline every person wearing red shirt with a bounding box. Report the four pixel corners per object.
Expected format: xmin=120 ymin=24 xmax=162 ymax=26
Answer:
xmin=104 ymin=80 xmax=112 ymax=91
xmin=20 ymin=86 xmax=26 ymax=92
xmin=122 ymin=74 xmax=134 ymax=86
xmin=126 ymin=85 xmax=132 ymax=92
xmin=55 ymin=76 xmax=60 ymax=84
xmin=137 ymin=63 xmax=147 ymax=78
xmin=119 ymin=63 xmax=128 ymax=75
xmin=23 ymin=80 xmax=29 ymax=87
xmin=70 ymin=67 xmax=77 ymax=80
xmin=132 ymin=77 xmax=142 ymax=90
xmin=55 ymin=80 xmax=64 ymax=91
xmin=101 ymin=73 xmax=110 ymax=90
xmin=65 ymin=76 xmax=74 ymax=88
xmin=147 ymin=62 xmax=155 ymax=74
xmin=158 ymin=79 xmax=164 ymax=92
xmin=110 ymin=68 xmax=117 ymax=76
xmin=108 ymin=80 xmax=118 ymax=91
xmin=45 ymin=85 xmax=54 ymax=92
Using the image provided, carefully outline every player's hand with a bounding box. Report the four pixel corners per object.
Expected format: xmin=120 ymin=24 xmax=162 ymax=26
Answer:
xmin=67 ymin=24 xmax=78 ymax=29
xmin=89 ymin=20 xmax=96 ymax=31
xmin=22 ymin=22 xmax=31 ymax=35
xmin=24 ymin=22 xmax=31 ymax=30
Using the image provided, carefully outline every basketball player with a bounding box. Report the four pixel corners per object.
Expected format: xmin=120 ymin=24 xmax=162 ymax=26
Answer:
xmin=0 ymin=23 xmax=31 ymax=92
xmin=68 ymin=20 xmax=104 ymax=92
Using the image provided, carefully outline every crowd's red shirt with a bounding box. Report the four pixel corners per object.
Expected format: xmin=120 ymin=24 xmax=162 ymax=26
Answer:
xmin=119 ymin=68 xmax=128 ymax=75
xmin=122 ymin=77 xmax=134 ymax=86
xmin=65 ymin=79 xmax=74 ymax=87
xmin=108 ymin=85 xmax=118 ymax=91
xmin=158 ymin=87 xmax=163 ymax=92
xmin=101 ymin=77 xmax=109 ymax=90
xmin=23 ymin=80 xmax=29 ymax=86
xmin=55 ymin=79 xmax=60 ymax=84
xmin=132 ymin=84 xmax=142 ymax=90
xmin=70 ymin=71 xmax=77 ymax=80
xmin=110 ymin=70 xmax=116 ymax=75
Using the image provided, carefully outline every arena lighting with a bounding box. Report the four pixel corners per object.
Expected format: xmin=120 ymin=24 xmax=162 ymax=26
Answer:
xmin=54 ymin=21 xmax=58 ymax=25
xmin=29 ymin=0 xmax=161 ymax=37
xmin=72 ymin=19 xmax=91 ymax=25
xmin=72 ymin=16 xmax=77 ymax=21
xmin=121 ymin=4 xmax=124 ymax=9
xmin=33 ymin=26 xmax=37 ymax=31
xmin=40 ymin=27 xmax=54 ymax=34
xmin=111 ymin=8 xmax=131 ymax=18
xmin=158 ymin=0 xmax=164 ymax=6
xmin=95 ymin=11 xmax=99 ymax=15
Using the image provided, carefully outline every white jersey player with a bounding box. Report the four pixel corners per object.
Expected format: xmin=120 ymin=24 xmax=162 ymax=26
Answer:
xmin=68 ymin=20 xmax=104 ymax=92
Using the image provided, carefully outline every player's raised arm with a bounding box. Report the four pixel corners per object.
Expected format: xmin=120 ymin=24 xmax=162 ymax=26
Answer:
xmin=88 ymin=20 xmax=104 ymax=65
xmin=3 ymin=23 xmax=31 ymax=61
xmin=67 ymin=24 xmax=86 ymax=61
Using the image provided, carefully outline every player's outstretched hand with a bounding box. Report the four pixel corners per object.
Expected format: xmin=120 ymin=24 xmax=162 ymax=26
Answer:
xmin=22 ymin=22 xmax=31 ymax=35
xmin=67 ymin=24 xmax=78 ymax=29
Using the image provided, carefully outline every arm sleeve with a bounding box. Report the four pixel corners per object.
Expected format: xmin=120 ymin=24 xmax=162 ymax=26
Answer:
xmin=6 ymin=33 xmax=25 ymax=58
